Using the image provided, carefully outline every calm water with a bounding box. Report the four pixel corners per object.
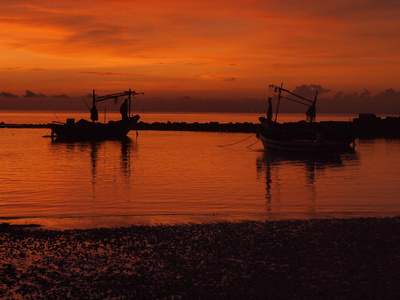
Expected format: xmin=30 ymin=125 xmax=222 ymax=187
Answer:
xmin=1 ymin=112 xmax=400 ymax=229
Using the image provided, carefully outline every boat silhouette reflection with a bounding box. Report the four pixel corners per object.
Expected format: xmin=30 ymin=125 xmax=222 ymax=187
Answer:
xmin=50 ymin=136 xmax=136 ymax=190
xmin=256 ymin=150 xmax=359 ymax=217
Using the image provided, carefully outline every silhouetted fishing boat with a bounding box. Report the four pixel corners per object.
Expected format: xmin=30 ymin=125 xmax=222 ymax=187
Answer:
xmin=49 ymin=89 xmax=144 ymax=140
xmin=258 ymin=84 xmax=356 ymax=152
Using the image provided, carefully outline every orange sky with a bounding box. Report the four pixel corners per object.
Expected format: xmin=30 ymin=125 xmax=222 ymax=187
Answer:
xmin=1 ymin=0 xmax=399 ymax=99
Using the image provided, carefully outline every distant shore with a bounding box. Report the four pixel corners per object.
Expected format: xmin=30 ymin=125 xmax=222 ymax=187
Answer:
xmin=1 ymin=217 xmax=400 ymax=299
xmin=0 ymin=121 xmax=258 ymax=133
xmin=2 ymin=113 xmax=400 ymax=137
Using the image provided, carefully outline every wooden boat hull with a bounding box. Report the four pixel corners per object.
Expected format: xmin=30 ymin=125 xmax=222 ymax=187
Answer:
xmin=259 ymin=84 xmax=356 ymax=153
xmin=48 ymin=115 xmax=140 ymax=141
xmin=258 ymin=130 xmax=353 ymax=153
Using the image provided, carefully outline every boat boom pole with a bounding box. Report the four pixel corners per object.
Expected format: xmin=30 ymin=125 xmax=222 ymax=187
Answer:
xmin=274 ymin=83 xmax=283 ymax=122
xmin=92 ymin=89 xmax=144 ymax=119
xmin=128 ymin=88 xmax=131 ymax=117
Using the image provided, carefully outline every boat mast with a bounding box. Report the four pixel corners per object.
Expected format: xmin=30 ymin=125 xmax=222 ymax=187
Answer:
xmin=269 ymin=83 xmax=318 ymax=122
xmin=128 ymin=88 xmax=132 ymax=117
xmin=92 ymin=89 xmax=95 ymax=109
xmin=91 ymin=89 xmax=144 ymax=120
xmin=274 ymin=83 xmax=283 ymax=122
xmin=90 ymin=89 xmax=99 ymax=122
xmin=306 ymin=91 xmax=318 ymax=122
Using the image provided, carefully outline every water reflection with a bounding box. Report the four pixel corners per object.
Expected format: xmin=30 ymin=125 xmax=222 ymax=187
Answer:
xmin=120 ymin=138 xmax=133 ymax=177
xmin=50 ymin=137 xmax=136 ymax=193
xmin=256 ymin=150 xmax=359 ymax=215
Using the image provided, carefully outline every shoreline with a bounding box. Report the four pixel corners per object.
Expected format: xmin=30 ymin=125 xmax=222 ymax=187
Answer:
xmin=2 ymin=113 xmax=400 ymax=137
xmin=2 ymin=217 xmax=400 ymax=299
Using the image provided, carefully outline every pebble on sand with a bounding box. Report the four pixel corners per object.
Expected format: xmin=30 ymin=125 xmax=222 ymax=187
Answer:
xmin=1 ymin=218 xmax=400 ymax=299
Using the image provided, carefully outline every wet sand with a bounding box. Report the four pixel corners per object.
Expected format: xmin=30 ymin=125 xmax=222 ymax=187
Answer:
xmin=1 ymin=217 xmax=400 ymax=299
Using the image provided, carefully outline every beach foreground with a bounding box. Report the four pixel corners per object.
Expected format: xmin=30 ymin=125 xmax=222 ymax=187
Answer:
xmin=1 ymin=218 xmax=400 ymax=299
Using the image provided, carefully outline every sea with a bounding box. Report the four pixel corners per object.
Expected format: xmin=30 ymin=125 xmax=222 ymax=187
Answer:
xmin=1 ymin=111 xmax=400 ymax=229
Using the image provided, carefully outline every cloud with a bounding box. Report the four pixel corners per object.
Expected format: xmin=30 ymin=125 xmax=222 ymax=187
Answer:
xmin=51 ymin=94 xmax=70 ymax=98
xmin=23 ymin=90 xmax=46 ymax=97
xmin=0 ymin=92 xmax=18 ymax=97
xmin=6 ymin=67 xmax=45 ymax=71
xmin=77 ymin=71 xmax=142 ymax=76
xmin=293 ymin=84 xmax=330 ymax=99
xmin=224 ymin=78 xmax=236 ymax=82
xmin=0 ymin=0 xmax=399 ymax=96
xmin=334 ymin=88 xmax=400 ymax=101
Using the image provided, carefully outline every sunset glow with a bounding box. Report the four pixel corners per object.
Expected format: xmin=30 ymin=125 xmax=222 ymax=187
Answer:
xmin=1 ymin=0 xmax=399 ymax=99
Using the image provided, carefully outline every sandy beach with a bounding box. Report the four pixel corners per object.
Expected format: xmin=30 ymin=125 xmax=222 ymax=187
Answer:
xmin=1 ymin=217 xmax=400 ymax=299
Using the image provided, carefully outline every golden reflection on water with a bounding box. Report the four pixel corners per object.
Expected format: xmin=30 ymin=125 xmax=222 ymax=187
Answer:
xmin=44 ymin=131 xmax=269 ymax=228
xmin=256 ymin=151 xmax=354 ymax=217
xmin=1 ymin=128 xmax=400 ymax=229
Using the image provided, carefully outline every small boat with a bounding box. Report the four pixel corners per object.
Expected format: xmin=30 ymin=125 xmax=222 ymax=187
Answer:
xmin=258 ymin=84 xmax=356 ymax=153
xmin=49 ymin=89 xmax=144 ymax=141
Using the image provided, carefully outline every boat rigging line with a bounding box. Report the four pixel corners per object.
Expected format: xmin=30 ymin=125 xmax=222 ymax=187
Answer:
xmin=246 ymin=138 xmax=260 ymax=148
xmin=53 ymin=112 xmax=59 ymax=122
xmin=217 ymin=133 xmax=256 ymax=147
